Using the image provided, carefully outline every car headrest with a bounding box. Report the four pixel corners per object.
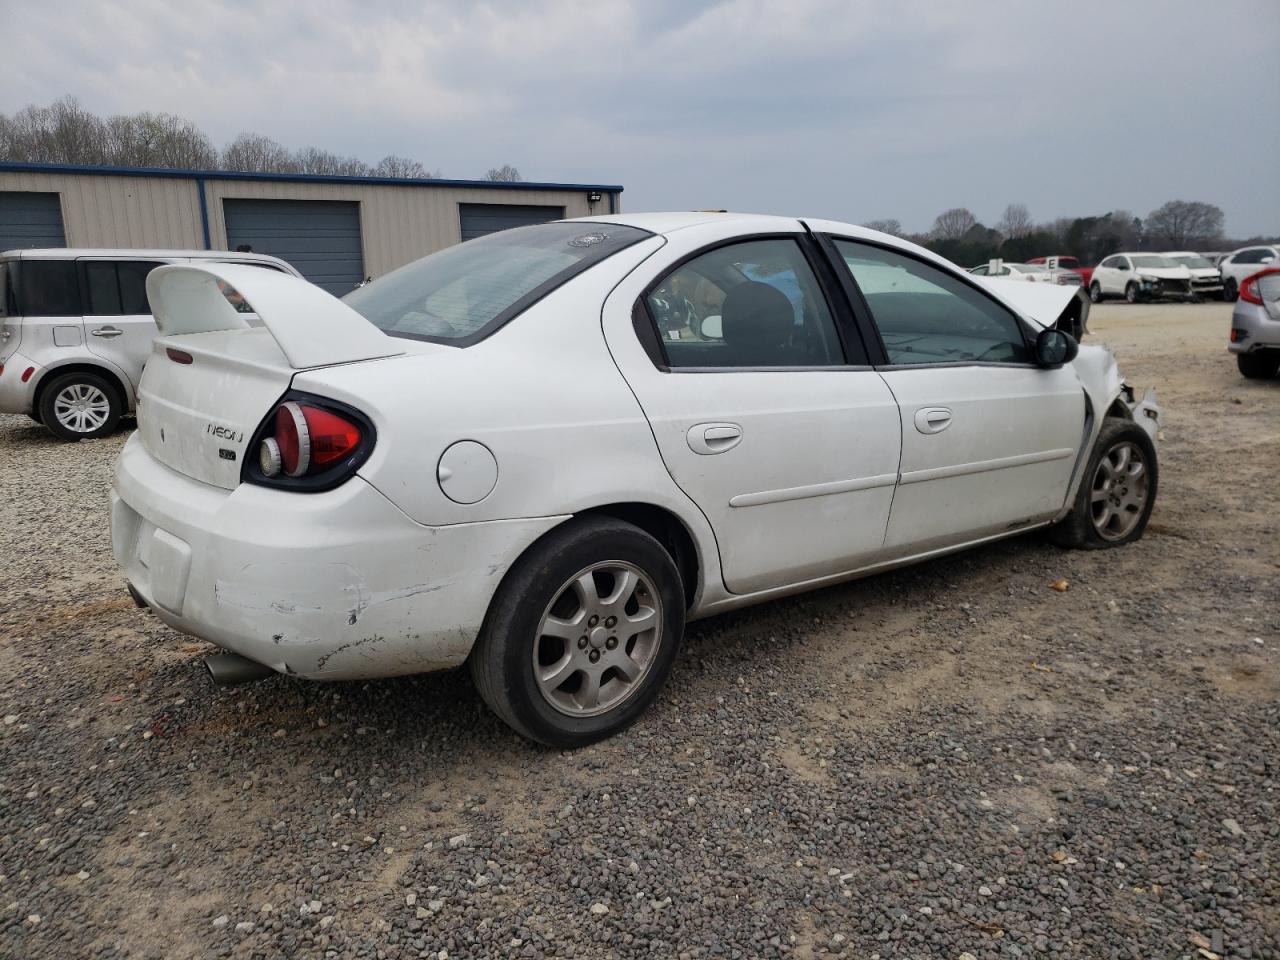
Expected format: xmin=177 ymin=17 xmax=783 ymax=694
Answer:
xmin=720 ymin=281 xmax=794 ymax=350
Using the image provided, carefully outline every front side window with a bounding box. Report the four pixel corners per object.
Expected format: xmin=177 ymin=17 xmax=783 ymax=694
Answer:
xmin=343 ymin=222 xmax=652 ymax=345
xmin=833 ymin=239 xmax=1031 ymax=366
xmin=15 ymin=260 xmax=80 ymax=316
xmin=644 ymin=238 xmax=848 ymax=369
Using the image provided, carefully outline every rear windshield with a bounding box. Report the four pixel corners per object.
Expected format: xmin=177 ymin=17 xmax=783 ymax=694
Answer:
xmin=343 ymin=222 xmax=652 ymax=345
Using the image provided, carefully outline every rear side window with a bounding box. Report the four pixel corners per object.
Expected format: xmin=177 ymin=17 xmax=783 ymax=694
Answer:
xmin=15 ymin=260 xmax=81 ymax=316
xmin=0 ymin=262 xmax=12 ymax=317
xmin=83 ymin=261 xmax=163 ymax=315
xmin=833 ymin=239 xmax=1031 ymax=366
xmin=643 ymin=238 xmax=849 ymax=368
xmin=343 ymin=222 xmax=652 ymax=346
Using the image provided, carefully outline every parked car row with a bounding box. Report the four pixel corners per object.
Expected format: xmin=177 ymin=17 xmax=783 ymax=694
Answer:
xmin=975 ymin=244 xmax=1279 ymax=306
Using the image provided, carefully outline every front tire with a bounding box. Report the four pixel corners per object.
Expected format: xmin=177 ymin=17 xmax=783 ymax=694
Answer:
xmin=1124 ymin=282 xmax=1140 ymax=304
xmin=469 ymin=516 xmax=685 ymax=747
xmin=1237 ymin=350 xmax=1280 ymax=380
xmin=38 ymin=371 xmax=122 ymax=442
xmin=1089 ymin=282 xmax=1103 ymax=303
xmin=1049 ymin=417 xmax=1157 ymax=550
xmin=1224 ymin=278 xmax=1238 ymax=302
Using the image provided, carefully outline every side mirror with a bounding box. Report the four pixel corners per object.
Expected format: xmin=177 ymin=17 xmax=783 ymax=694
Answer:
xmin=1036 ymin=328 xmax=1078 ymax=368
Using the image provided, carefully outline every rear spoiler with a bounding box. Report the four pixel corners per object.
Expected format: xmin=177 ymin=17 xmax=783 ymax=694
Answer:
xmin=975 ymin=277 xmax=1090 ymax=340
xmin=146 ymin=263 xmax=404 ymax=369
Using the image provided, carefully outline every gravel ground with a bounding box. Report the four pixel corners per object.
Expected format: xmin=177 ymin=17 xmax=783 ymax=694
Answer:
xmin=1 ymin=301 xmax=1277 ymax=960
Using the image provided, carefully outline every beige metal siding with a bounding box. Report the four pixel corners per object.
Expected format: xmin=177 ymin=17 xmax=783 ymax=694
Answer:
xmin=203 ymin=180 xmax=614 ymax=276
xmin=1 ymin=171 xmax=621 ymax=275
xmin=0 ymin=171 xmax=202 ymax=248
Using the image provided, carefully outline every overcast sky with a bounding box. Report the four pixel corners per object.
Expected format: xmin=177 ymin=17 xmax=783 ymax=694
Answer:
xmin=5 ymin=0 xmax=1278 ymax=237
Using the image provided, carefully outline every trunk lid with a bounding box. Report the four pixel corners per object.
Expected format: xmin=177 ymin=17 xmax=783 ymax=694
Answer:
xmin=138 ymin=263 xmax=405 ymax=489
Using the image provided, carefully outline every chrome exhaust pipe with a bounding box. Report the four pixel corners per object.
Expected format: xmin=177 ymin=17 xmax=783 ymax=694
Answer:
xmin=204 ymin=652 xmax=275 ymax=687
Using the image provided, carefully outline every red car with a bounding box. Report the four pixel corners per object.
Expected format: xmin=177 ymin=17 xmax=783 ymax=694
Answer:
xmin=1028 ymin=255 xmax=1093 ymax=288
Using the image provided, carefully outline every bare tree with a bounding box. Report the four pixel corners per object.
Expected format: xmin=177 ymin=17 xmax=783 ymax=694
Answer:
xmin=863 ymin=218 xmax=904 ymax=237
xmin=1144 ymin=200 xmax=1225 ymax=249
xmin=931 ymin=207 xmax=978 ymax=241
xmin=483 ymin=164 xmax=522 ymax=182
xmin=2 ymin=95 xmax=444 ymax=178
xmin=997 ymin=203 xmax=1033 ymax=239
xmin=372 ymin=155 xmax=436 ymax=179
xmin=292 ymin=147 xmax=370 ymax=177
xmin=221 ymin=132 xmax=296 ymax=173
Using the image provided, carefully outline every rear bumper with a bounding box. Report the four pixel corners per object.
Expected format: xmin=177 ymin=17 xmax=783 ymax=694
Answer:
xmin=111 ymin=434 xmax=562 ymax=680
xmin=1228 ymin=302 xmax=1280 ymax=354
xmin=0 ymin=352 xmax=39 ymax=415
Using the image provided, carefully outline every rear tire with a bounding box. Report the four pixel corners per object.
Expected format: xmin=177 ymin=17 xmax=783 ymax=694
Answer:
xmin=1124 ymin=282 xmax=1139 ymax=304
xmin=1049 ymin=417 xmax=1157 ymax=550
xmin=1224 ymin=278 xmax=1238 ymax=302
xmin=1089 ymin=282 xmax=1103 ymax=303
xmin=38 ymin=371 xmax=122 ymax=442
xmin=1237 ymin=350 xmax=1280 ymax=380
xmin=469 ymin=516 xmax=685 ymax=747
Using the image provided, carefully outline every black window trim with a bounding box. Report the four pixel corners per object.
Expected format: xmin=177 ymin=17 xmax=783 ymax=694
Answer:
xmin=813 ymin=232 xmax=1040 ymax=372
xmin=634 ymin=231 xmax=872 ymax=373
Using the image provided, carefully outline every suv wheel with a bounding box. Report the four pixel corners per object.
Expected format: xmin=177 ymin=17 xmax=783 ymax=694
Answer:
xmin=1124 ymin=282 xmax=1140 ymax=304
xmin=1089 ymin=282 xmax=1103 ymax=303
xmin=1224 ymin=278 xmax=1238 ymax=302
xmin=469 ymin=516 xmax=685 ymax=747
xmin=39 ymin=371 xmax=122 ymax=441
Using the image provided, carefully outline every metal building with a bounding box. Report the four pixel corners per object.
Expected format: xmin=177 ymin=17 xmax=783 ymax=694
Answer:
xmin=0 ymin=162 xmax=624 ymax=295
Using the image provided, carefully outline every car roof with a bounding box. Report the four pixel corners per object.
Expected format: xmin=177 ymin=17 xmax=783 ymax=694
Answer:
xmin=0 ymin=247 xmax=291 ymax=264
xmin=569 ymin=211 xmax=802 ymax=235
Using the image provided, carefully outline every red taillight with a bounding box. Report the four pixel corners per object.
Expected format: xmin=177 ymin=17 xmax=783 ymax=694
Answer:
xmin=1239 ymin=268 xmax=1280 ymax=306
xmin=259 ymin=400 xmax=362 ymax=480
xmin=21 ymin=366 xmax=35 ymax=383
xmin=303 ymin=405 xmax=362 ymax=467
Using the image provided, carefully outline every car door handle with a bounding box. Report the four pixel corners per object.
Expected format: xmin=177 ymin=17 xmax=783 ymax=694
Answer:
xmin=687 ymin=422 xmax=742 ymax=455
xmin=913 ymin=407 xmax=952 ymax=434
xmin=90 ymin=326 xmax=123 ymax=339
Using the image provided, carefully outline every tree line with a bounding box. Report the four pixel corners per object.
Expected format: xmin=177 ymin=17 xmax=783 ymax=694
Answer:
xmin=0 ymin=96 xmax=522 ymax=182
xmin=868 ymin=200 xmax=1274 ymax=267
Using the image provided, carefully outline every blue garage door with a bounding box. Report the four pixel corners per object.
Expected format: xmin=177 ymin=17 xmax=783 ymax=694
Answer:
xmin=223 ymin=199 xmax=364 ymax=296
xmin=0 ymin=192 xmax=66 ymax=250
xmin=459 ymin=203 xmax=565 ymax=242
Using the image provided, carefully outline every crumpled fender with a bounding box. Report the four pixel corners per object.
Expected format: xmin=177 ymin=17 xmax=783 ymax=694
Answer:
xmin=147 ymin=263 xmax=403 ymax=369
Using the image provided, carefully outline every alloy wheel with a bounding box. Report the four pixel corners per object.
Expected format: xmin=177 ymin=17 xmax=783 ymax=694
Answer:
xmin=532 ymin=561 xmax=663 ymax=717
xmin=1089 ymin=441 xmax=1149 ymax=541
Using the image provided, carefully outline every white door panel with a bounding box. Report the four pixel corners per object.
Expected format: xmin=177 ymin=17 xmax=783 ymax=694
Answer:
xmin=599 ymin=219 xmax=903 ymax=595
xmin=637 ymin=371 xmax=901 ymax=593
xmin=880 ymin=364 xmax=1084 ymax=551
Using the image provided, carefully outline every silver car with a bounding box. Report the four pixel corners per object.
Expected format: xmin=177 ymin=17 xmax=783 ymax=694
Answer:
xmin=1229 ymin=267 xmax=1280 ymax=379
xmin=0 ymin=249 xmax=299 ymax=440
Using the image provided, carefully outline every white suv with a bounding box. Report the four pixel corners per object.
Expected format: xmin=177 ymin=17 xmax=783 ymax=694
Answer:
xmin=0 ymin=249 xmax=299 ymax=440
xmin=1088 ymin=253 xmax=1193 ymax=304
xmin=1218 ymin=245 xmax=1279 ymax=302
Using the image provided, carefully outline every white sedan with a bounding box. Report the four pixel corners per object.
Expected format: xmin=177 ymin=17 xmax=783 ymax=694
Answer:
xmin=968 ymin=260 xmax=1079 ymax=286
xmin=111 ymin=213 xmax=1161 ymax=746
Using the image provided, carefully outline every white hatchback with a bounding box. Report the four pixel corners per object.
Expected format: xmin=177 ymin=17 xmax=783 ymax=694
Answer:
xmin=110 ymin=214 xmax=1161 ymax=745
xmin=0 ymin=248 xmax=300 ymax=440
